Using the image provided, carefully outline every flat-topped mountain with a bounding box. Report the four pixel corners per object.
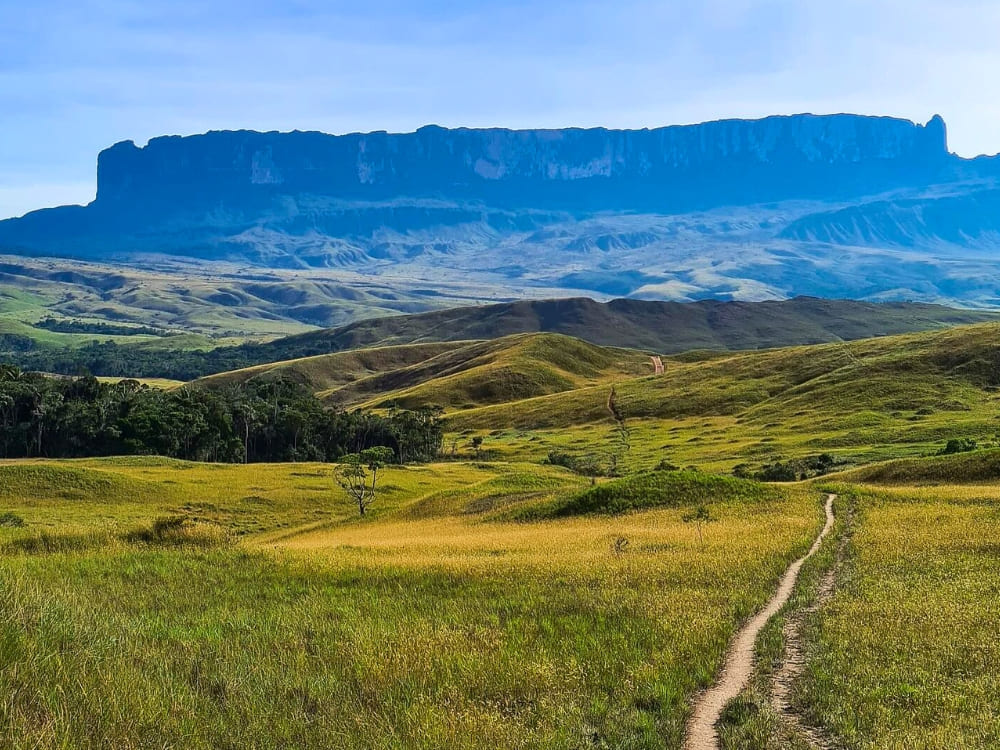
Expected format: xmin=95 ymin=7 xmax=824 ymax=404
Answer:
xmin=2 ymin=113 xmax=1000 ymax=306
xmin=92 ymin=114 xmax=950 ymax=210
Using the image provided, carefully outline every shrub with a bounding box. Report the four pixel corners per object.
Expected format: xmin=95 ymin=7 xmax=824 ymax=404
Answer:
xmin=0 ymin=511 xmax=25 ymax=528
xmin=940 ymin=438 xmax=978 ymax=455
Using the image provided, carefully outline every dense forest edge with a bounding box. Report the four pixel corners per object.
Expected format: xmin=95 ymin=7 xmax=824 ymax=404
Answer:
xmin=0 ymin=365 xmax=443 ymax=464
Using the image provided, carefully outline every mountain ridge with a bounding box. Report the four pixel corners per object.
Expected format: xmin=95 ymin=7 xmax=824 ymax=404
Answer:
xmin=6 ymin=296 xmax=997 ymax=381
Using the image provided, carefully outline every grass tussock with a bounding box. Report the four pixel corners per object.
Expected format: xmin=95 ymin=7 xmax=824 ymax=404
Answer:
xmin=121 ymin=516 xmax=231 ymax=548
xmin=4 ymin=517 xmax=229 ymax=555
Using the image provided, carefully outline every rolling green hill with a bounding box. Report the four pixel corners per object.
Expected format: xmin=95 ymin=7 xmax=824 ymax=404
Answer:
xmin=442 ymin=321 xmax=1000 ymax=432
xmin=182 ymin=318 xmax=1000 ymax=477
xmin=5 ymin=295 xmax=997 ymax=380
xmin=243 ymin=296 xmax=1000 ymax=360
xmin=194 ymin=333 xmax=652 ymax=410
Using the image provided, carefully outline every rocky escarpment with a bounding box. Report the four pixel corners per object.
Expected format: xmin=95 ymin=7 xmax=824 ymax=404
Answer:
xmin=3 ymin=113 xmax=1000 ymax=305
xmin=94 ymin=114 xmax=952 ymax=210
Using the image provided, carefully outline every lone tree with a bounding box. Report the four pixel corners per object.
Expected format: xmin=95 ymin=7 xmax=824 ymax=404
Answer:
xmin=337 ymin=446 xmax=395 ymax=517
xmin=682 ymin=504 xmax=714 ymax=548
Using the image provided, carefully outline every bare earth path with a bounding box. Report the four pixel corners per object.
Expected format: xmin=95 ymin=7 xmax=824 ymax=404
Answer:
xmin=682 ymin=493 xmax=836 ymax=750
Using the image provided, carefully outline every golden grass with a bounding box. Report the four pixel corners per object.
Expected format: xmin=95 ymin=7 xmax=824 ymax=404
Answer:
xmin=0 ymin=455 xmax=827 ymax=748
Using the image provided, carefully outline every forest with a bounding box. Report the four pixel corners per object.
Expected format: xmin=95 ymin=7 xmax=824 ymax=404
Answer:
xmin=0 ymin=365 xmax=444 ymax=463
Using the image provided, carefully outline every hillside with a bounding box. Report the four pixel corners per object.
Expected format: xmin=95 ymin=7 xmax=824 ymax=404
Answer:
xmin=265 ymin=296 xmax=999 ymax=355
xmin=192 ymin=341 xmax=468 ymax=395
xmin=444 ymin=321 xmax=1000 ymax=430
xmin=195 ymin=333 xmax=652 ymax=410
xmin=10 ymin=295 xmax=997 ymax=380
xmin=242 ymin=319 xmax=998 ymax=476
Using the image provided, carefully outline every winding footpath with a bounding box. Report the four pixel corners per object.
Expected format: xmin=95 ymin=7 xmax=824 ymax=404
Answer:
xmin=682 ymin=493 xmax=836 ymax=750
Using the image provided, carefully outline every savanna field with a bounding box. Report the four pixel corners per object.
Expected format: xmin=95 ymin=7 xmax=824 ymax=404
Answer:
xmin=2 ymin=320 xmax=1000 ymax=748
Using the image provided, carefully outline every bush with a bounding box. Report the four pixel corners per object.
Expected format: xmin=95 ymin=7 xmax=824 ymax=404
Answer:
xmin=545 ymin=450 xmax=608 ymax=478
xmin=740 ymin=453 xmax=839 ymax=482
xmin=940 ymin=438 xmax=978 ymax=455
xmin=0 ymin=511 xmax=26 ymax=528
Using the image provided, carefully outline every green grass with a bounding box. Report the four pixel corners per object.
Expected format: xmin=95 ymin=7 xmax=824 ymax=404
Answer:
xmin=839 ymin=447 xmax=1000 ymax=484
xmin=796 ymin=485 xmax=1000 ymax=748
xmin=6 ymin=319 xmax=1000 ymax=747
xmin=513 ymin=470 xmax=778 ymax=520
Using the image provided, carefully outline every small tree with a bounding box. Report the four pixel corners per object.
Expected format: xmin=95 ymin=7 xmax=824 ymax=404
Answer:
xmin=682 ymin=504 xmax=714 ymax=548
xmin=337 ymin=446 xmax=394 ymax=517
xmin=471 ymin=436 xmax=484 ymax=459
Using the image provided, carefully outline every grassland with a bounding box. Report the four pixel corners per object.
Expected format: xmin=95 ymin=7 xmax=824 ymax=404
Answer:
xmin=790 ymin=481 xmax=1000 ymax=749
xmin=0 ymin=457 xmax=825 ymax=748
xmin=6 ymin=319 xmax=1000 ymax=748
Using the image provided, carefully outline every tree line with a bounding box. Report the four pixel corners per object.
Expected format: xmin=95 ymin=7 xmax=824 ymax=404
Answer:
xmin=0 ymin=334 xmax=351 ymax=381
xmin=0 ymin=365 xmax=443 ymax=464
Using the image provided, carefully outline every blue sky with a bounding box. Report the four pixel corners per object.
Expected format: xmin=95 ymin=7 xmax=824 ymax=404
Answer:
xmin=2 ymin=0 xmax=999 ymax=219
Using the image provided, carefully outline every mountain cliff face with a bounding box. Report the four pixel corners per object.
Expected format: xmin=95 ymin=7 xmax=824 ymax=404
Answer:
xmin=94 ymin=114 xmax=951 ymax=210
xmin=2 ymin=113 xmax=1000 ymax=306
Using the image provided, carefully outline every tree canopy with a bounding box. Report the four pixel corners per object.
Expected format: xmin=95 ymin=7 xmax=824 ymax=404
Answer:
xmin=0 ymin=367 xmax=443 ymax=464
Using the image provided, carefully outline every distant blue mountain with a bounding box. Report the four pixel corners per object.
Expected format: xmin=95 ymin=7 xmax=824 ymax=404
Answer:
xmin=2 ymin=113 xmax=999 ymax=304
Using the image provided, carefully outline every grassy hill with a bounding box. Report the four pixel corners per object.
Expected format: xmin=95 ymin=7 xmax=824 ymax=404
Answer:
xmin=6 ymin=314 xmax=1000 ymax=747
xmin=6 ymin=295 xmax=997 ymax=380
xmin=194 ymin=333 xmax=652 ymax=410
xmin=441 ymin=321 xmax=1000 ymax=430
xmin=192 ymin=341 xmax=468 ymax=396
xmin=184 ymin=318 xmax=1000 ymax=478
xmin=241 ymin=295 xmax=1000 ymax=361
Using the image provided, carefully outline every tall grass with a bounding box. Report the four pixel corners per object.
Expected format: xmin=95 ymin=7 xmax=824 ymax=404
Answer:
xmin=0 ymin=457 xmax=824 ymax=749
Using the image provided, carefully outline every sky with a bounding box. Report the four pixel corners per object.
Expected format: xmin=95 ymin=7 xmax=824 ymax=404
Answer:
xmin=2 ymin=0 xmax=999 ymax=219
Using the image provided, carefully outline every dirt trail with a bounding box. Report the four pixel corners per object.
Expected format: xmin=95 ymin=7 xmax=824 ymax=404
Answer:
xmin=770 ymin=499 xmax=851 ymax=749
xmin=682 ymin=493 xmax=836 ymax=750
